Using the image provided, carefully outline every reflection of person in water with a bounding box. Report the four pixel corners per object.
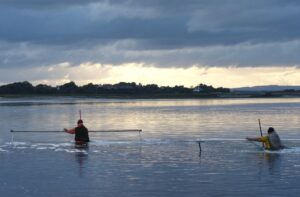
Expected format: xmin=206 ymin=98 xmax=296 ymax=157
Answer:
xmin=75 ymin=151 xmax=88 ymax=178
xmin=263 ymin=153 xmax=281 ymax=172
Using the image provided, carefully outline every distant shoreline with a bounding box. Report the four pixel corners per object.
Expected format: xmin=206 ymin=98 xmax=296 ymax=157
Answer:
xmin=1 ymin=81 xmax=300 ymax=99
xmin=1 ymin=93 xmax=300 ymax=99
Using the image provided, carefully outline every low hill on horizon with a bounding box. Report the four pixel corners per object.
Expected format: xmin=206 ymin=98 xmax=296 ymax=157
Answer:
xmin=232 ymin=85 xmax=300 ymax=92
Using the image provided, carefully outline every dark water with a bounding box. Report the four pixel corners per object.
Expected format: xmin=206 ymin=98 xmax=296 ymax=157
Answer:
xmin=1 ymin=97 xmax=300 ymax=197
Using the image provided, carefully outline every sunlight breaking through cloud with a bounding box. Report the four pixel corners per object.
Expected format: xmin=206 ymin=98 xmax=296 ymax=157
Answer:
xmin=1 ymin=63 xmax=300 ymax=88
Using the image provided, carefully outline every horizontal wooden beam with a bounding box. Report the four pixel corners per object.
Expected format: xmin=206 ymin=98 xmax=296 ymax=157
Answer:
xmin=10 ymin=129 xmax=142 ymax=133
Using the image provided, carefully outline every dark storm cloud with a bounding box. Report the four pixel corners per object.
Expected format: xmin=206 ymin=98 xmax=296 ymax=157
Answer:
xmin=0 ymin=0 xmax=99 ymax=7
xmin=0 ymin=0 xmax=300 ymax=68
xmin=1 ymin=0 xmax=300 ymax=46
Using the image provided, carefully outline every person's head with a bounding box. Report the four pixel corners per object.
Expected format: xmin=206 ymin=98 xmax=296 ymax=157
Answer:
xmin=267 ymin=127 xmax=275 ymax=134
xmin=77 ymin=119 xmax=83 ymax=125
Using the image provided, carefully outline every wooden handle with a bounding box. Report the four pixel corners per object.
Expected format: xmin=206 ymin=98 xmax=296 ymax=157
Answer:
xmin=258 ymin=119 xmax=265 ymax=148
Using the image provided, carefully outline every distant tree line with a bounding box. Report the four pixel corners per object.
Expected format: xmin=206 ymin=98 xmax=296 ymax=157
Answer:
xmin=196 ymin=83 xmax=230 ymax=93
xmin=0 ymin=81 xmax=230 ymax=97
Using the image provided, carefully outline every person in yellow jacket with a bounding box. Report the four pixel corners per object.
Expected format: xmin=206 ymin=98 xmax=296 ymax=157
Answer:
xmin=246 ymin=127 xmax=284 ymax=150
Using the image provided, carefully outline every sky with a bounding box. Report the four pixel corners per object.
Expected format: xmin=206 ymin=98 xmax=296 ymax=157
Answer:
xmin=1 ymin=0 xmax=300 ymax=88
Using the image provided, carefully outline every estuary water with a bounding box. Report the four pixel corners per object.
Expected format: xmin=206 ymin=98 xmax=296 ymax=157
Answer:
xmin=1 ymin=97 xmax=300 ymax=197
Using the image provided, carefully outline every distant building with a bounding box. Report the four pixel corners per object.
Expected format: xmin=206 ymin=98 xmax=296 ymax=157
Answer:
xmin=193 ymin=86 xmax=204 ymax=92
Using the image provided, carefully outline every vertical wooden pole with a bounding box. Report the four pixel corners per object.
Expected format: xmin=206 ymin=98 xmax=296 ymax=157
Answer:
xmin=258 ymin=119 xmax=265 ymax=149
xmin=198 ymin=141 xmax=202 ymax=156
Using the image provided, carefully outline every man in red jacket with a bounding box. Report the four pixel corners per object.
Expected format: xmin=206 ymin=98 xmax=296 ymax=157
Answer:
xmin=64 ymin=119 xmax=90 ymax=145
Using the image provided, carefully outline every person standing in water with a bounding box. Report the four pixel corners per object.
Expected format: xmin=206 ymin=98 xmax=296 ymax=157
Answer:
xmin=246 ymin=127 xmax=284 ymax=150
xmin=64 ymin=119 xmax=90 ymax=145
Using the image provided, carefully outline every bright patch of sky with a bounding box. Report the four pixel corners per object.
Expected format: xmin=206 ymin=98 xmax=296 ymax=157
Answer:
xmin=1 ymin=63 xmax=300 ymax=88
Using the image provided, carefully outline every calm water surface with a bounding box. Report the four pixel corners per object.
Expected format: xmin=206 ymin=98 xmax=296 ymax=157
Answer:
xmin=1 ymin=97 xmax=300 ymax=197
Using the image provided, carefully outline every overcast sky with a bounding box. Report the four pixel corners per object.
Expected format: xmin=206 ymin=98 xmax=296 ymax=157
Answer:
xmin=1 ymin=0 xmax=300 ymax=87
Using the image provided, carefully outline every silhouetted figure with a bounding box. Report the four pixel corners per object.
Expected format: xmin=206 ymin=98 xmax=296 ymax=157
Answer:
xmin=64 ymin=119 xmax=90 ymax=146
xmin=246 ymin=127 xmax=284 ymax=150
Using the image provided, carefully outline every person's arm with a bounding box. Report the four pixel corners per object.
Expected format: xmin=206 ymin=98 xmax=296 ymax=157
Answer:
xmin=246 ymin=137 xmax=261 ymax=142
xmin=246 ymin=136 xmax=268 ymax=142
xmin=64 ymin=128 xmax=75 ymax=134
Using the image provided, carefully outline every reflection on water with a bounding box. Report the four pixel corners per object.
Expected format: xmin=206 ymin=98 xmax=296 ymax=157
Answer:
xmin=264 ymin=153 xmax=281 ymax=173
xmin=1 ymin=97 xmax=300 ymax=196
xmin=1 ymin=139 xmax=300 ymax=196
xmin=75 ymin=149 xmax=89 ymax=178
